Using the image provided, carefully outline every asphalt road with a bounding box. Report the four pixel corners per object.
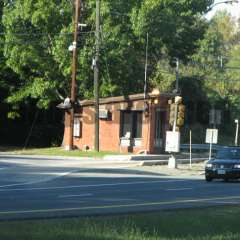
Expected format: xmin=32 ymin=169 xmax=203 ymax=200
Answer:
xmin=0 ymin=154 xmax=240 ymax=220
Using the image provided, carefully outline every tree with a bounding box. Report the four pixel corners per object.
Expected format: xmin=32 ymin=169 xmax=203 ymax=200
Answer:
xmin=177 ymin=10 xmax=240 ymax=136
xmin=0 ymin=1 xmax=20 ymax=118
xmin=1 ymin=0 xmax=214 ymax=116
xmin=2 ymin=0 xmax=74 ymax=114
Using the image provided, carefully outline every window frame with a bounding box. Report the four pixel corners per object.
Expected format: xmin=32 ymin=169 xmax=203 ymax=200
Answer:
xmin=120 ymin=110 xmax=143 ymax=139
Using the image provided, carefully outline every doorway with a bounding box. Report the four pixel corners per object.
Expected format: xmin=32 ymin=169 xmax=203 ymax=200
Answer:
xmin=154 ymin=108 xmax=166 ymax=153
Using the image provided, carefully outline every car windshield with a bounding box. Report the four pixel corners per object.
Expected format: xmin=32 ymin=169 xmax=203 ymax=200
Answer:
xmin=216 ymin=148 xmax=240 ymax=160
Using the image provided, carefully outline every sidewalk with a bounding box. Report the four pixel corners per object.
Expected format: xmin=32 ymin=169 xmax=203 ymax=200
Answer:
xmin=103 ymin=152 xmax=208 ymax=167
xmin=137 ymin=162 xmax=206 ymax=177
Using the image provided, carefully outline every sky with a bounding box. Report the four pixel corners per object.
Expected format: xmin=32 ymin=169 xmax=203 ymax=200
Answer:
xmin=205 ymin=0 xmax=240 ymax=19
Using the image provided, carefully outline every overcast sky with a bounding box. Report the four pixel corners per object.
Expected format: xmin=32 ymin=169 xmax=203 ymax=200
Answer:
xmin=205 ymin=0 xmax=240 ymax=19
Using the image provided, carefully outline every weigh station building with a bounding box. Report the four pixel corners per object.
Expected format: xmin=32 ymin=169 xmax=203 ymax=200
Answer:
xmin=63 ymin=89 xmax=175 ymax=154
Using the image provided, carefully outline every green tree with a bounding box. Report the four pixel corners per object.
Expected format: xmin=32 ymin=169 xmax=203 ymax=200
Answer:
xmin=2 ymin=0 xmax=73 ymax=111
xmin=178 ymin=10 xmax=240 ymax=137
xmin=183 ymin=11 xmax=239 ymax=104
xmin=0 ymin=1 xmax=20 ymax=118
xmin=2 ymin=0 xmax=213 ymax=115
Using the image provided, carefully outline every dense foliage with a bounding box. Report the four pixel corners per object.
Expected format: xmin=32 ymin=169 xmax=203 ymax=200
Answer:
xmin=1 ymin=0 xmax=213 ymax=116
xmin=181 ymin=11 xmax=240 ymax=118
xmin=1 ymin=0 xmax=240 ymax=145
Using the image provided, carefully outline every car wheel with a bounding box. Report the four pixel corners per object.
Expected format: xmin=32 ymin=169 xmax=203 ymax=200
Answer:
xmin=205 ymin=176 xmax=213 ymax=182
xmin=224 ymin=178 xmax=229 ymax=182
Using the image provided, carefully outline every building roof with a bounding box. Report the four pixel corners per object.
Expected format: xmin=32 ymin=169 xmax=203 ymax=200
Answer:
xmin=78 ymin=91 xmax=175 ymax=107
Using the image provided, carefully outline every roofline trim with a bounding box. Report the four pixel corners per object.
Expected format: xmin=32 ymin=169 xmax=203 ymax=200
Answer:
xmin=78 ymin=92 xmax=175 ymax=107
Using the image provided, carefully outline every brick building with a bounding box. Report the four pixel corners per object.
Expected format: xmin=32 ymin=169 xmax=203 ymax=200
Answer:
xmin=63 ymin=90 xmax=174 ymax=154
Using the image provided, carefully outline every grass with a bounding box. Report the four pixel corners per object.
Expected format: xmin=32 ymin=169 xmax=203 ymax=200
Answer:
xmin=1 ymin=206 xmax=240 ymax=240
xmin=0 ymin=146 xmax=124 ymax=158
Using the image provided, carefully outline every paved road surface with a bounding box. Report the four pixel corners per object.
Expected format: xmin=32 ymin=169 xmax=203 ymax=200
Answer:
xmin=0 ymin=154 xmax=240 ymax=220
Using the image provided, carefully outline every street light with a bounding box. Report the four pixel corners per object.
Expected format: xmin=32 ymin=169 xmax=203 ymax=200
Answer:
xmin=235 ymin=119 xmax=239 ymax=146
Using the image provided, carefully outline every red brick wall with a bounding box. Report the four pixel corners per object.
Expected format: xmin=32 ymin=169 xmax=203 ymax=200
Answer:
xmin=63 ymin=96 xmax=169 ymax=153
xmin=99 ymin=109 xmax=121 ymax=152
xmin=74 ymin=106 xmax=95 ymax=150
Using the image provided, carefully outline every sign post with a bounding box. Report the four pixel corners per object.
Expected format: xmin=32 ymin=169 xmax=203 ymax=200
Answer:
xmin=166 ymin=96 xmax=184 ymax=169
xmin=165 ymin=131 xmax=180 ymax=153
xmin=189 ymin=129 xmax=192 ymax=168
xmin=205 ymin=129 xmax=218 ymax=160
xmin=165 ymin=131 xmax=180 ymax=168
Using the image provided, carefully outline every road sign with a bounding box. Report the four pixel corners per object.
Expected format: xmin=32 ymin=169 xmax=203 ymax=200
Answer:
xmin=205 ymin=129 xmax=218 ymax=144
xmin=209 ymin=109 xmax=221 ymax=125
xmin=165 ymin=131 xmax=180 ymax=152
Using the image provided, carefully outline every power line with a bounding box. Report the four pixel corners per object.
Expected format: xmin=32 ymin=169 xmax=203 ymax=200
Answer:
xmin=2 ymin=36 xmax=93 ymax=45
xmin=0 ymin=31 xmax=94 ymax=36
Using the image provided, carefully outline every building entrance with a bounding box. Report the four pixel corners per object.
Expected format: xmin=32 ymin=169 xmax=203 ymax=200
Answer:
xmin=154 ymin=108 xmax=166 ymax=153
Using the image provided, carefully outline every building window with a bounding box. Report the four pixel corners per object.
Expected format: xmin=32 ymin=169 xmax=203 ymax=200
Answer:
xmin=121 ymin=111 xmax=142 ymax=138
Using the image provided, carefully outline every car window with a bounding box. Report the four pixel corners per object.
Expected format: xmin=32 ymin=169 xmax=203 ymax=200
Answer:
xmin=216 ymin=149 xmax=240 ymax=159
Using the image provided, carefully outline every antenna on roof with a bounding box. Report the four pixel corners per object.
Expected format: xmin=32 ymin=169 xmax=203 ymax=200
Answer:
xmin=144 ymin=33 xmax=149 ymax=99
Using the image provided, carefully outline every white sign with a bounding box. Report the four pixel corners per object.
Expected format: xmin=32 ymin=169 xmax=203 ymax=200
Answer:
xmin=120 ymin=138 xmax=131 ymax=147
xmin=205 ymin=129 xmax=218 ymax=144
xmin=74 ymin=118 xmax=81 ymax=137
xmin=165 ymin=131 xmax=180 ymax=152
xmin=99 ymin=109 xmax=109 ymax=119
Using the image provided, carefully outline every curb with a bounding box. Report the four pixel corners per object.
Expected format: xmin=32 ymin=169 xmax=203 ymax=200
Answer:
xmin=139 ymin=158 xmax=208 ymax=166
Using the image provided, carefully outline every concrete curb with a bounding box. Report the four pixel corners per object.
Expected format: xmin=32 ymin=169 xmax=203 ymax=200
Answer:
xmin=103 ymin=154 xmax=208 ymax=162
xmin=139 ymin=158 xmax=208 ymax=166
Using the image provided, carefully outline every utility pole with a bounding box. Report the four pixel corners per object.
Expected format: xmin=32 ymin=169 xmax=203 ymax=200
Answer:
xmin=68 ymin=0 xmax=81 ymax=150
xmin=94 ymin=0 xmax=100 ymax=151
xmin=235 ymin=119 xmax=239 ymax=146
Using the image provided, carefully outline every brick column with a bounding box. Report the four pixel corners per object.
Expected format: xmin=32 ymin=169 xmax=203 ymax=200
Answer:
xmin=148 ymin=104 xmax=156 ymax=154
xmin=63 ymin=111 xmax=72 ymax=150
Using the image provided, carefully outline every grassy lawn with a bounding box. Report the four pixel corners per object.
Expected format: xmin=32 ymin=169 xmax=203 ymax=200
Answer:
xmin=0 ymin=146 xmax=123 ymax=158
xmin=1 ymin=206 xmax=240 ymax=240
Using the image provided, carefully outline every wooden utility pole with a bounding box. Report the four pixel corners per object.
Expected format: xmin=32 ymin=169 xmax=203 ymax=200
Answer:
xmin=94 ymin=0 xmax=100 ymax=151
xmin=69 ymin=0 xmax=81 ymax=150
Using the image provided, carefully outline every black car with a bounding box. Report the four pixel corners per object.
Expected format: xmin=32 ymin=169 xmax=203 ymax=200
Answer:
xmin=205 ymin=147 xmax=240 ymax=182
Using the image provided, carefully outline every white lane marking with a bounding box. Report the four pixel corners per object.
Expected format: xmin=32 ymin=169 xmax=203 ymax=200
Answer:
xmin=101 ymin=198 xmax=136 ymax=202
xmin=58 ymin=193 xmax=93 ymax=198
xmin=0 ymin=168 xmax=7 ymax=171
xmin=0 ymin=170 xmax=77 ymax=188
xmin=1 ymin=195 xmax=240 ymax=216
xmin=167 ymin=188 xmax=193 ymax=191
xmin=0 ymin=179 xmax=188 ymax=192
xmin=214 ymin=201 xmax=240 ymax=204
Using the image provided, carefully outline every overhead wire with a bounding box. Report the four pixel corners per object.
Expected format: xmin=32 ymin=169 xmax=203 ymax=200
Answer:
xmin=0 ymin=31 xmax=95 ymax=36
xmin=0 ymin=11 xmax=239 ymax=85
xmin=99 ymin=30 xmax=114 ymax=96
